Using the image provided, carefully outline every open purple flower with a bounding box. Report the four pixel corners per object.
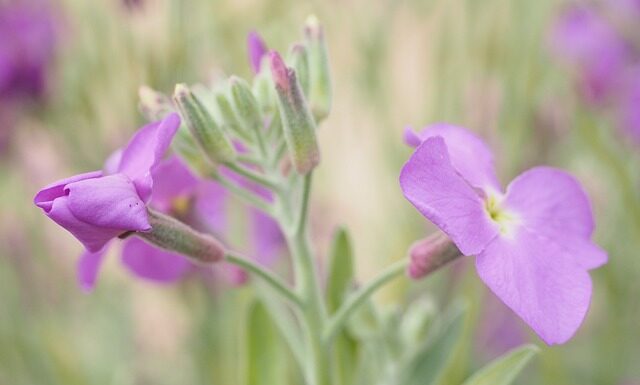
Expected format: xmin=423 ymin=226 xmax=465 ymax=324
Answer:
xmin=400 ymin=124 xmax=607 ymax=344
xmin=550 ymin=4 xmax=629 ymax=104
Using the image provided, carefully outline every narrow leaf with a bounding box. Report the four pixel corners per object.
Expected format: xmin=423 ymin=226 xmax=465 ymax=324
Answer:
xmin=326 ymin=227 xmax=354 ymax=313
xmin=246 ymin=300 xmax=288 ymax=385
xmin=461 ymin=344 xmax=539 ymax=385
xmin=399 ymin=304 xmax=466 ymax=385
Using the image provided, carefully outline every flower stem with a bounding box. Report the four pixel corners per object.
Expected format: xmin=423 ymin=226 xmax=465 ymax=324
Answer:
xmin=223 ymin=161 xmax=280 ymax=191
xmin=213 ymin=174 xmax=273 ymax=215
xmin=225 ymin=252 xmax=302 ymax=307
xmin=322 ymin=259 xmax=407 ymax=343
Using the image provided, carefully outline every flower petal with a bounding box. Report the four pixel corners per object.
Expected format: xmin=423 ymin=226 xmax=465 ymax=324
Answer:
xmin=121 ymin=237 xmax=192 ymax=283
xmin=47 ymin=196 xmax=122 ymax=251
xmin=118 ymin=113 xmax=181 ymax=201
xmin=77 ymin=245 xmax=109 ymax=292
xmin=400 ymin=136 xmax=499 ymax=255
xmin=150 ymin=156 xmax=199 ymax=212
xmin=194 ymin=181 xmax=228 ymax=235
xmin=34 ymin=170 xmax=102 ymax=211
xmin=504 ymin=167 xmax=607 ymax=269
xmin=65 ymin=173 xmax=150 ymax=232
xmin=476 ymin=227 xmax=593 ymax=345
xmin=404 ymin=124 xmax=500 ymax=191
xmin=247 ymin=31 xmax=268 ymax=74
xmin=251 ymin=208 xmax=285 ymax=266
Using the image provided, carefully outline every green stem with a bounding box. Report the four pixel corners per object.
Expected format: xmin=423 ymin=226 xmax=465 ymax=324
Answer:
xmin=323 ymin=259 xmax=407 ymax=343
xmin=223 ymin=161 xmax=280 ymax=191
xmin=214 ymin=174 xmax=273 ymax=214
xmin=225 ymin=253 xmax=302 ymax=307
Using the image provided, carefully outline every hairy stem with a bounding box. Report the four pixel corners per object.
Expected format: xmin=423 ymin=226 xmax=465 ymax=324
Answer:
xmin=323 ymin=259 xmax=407 ymax=343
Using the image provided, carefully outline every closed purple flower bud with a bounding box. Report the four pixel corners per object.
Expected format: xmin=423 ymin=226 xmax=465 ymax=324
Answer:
xmin=269 ymin=51 xmax=320 ymax=174
xmin=34 ymin=113 xmax=181 ymax=252
xmin=247 ymin=30 xmax=268 ymax=74
xmin=407 ymin=232 xmax=463 ymax=280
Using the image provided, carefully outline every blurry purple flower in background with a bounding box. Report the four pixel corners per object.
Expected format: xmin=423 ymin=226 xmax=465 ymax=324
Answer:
xmin=247 ymin=30 xmax=268 ymax=74
xmin=401 ymin=124 xmax=607 ymax=344
xmin=0 ymin=1 xmax=57 ymax=150
xmin=551 ymin=0 xmax=640 ymax=144
xmin=551 ymin=4 xmax=629 ymax=104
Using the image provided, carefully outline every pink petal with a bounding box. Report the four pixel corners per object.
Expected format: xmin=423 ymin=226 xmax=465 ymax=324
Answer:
xmin=77 ymin=246 xmax=109 ymax=292
xmin=65 ymin=173 xmax=150 ymax=232
xmin=400 ymin=136 xmax=499 ymax=255
xmin=503 ymin=167 xmax=607 ymax=269
xmin=194 ymin=181 xmax=228 ymax=235
xmin=476 ymin=227 xmax=593 ymax=345
xmin=150 ymin=156 xmax=199 ymax=212
xmin=47 ymin=196 xmax=122 ymax=252
xmin=34 ymin=170 xmax=102 ymax=211
xmin=118 ymin=113 xmax=180 ymax=202
xmin=121 ymin=237 xmax=192 ymax=283
xmin=404 ymin=124 xmax=501 ymax=191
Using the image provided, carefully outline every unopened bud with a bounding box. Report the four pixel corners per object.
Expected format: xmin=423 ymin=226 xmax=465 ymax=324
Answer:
xmin=139 ymin=86 xmax=174 ymax=121
xmin=304 ymin=15 xmax=332 ymax=121
xmin=269 ymin=51 xmax=320 ymax=174
xmin=172 ymin=125 xmax=214 ymax=177
xmin=288 ymin=44 xmax=310 ymax=97
xmin=214 ymin=85 xmax=254 ymax=142
xmin=407 ymin=233 xmax=463 ymax=280
xmin=253 ymin=65 xmax=276 ymax=113
xmin=138 ymin=209 xmax=225 ymax=264
xmin=247 ymin=30 xmax=268 ymax=74
xmin=229 ymin=76 xmax=263 ymax=133
xmin=173 ymin=83 xmax=236 ymax=164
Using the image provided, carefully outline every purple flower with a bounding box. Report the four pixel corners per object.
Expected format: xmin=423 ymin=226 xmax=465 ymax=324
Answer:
xmin=0 ymin=2 xmax=56 ymax=100
xmin=400 ymin=124 xmax=607 ymax=344
xmin=617 ymin=69 xmax=640 ymax=144
xmin=75 ymin=155 xmax=217 ymax=291
xmin=34 ymin=114 xmax=180 ymax=251
xmin=550 ymin=4 xmax=629 ymax=104
xmin=247 ymin=30 xmax=268 ymax=74
xmin=34 ymin=114 xmax=180 ymax=290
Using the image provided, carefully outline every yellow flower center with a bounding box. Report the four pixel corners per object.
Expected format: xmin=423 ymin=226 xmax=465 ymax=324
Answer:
xmin=485 ymin=194 xmax=518 ymax=237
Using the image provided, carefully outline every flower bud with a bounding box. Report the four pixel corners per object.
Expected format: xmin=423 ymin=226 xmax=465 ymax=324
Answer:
xmin=247 ymin=30 xmax=268 ymax=74
xmin=253 ymin=65 xmax=276 ymax=114
xmin=304 ymin=15 xmax=332 ymax=121
xmin=172 ymin=124 xmax=214 ymax=177
xmin=173 ymin=83 xmax=236 ymax=164
xmin=139 ymin=85 xmax=174 ymax=121
xmin=407 ymin=233 xmax=463 ymax=280
xmin=288 ymin=44 xmax=310 ymax=97
xmin=269 ymin=51 xmax=320 ymax=174
xmin=229 ymin=75 xmax=263 ymax=133
xmin=138 ymin=209 xmax=225 ymax=264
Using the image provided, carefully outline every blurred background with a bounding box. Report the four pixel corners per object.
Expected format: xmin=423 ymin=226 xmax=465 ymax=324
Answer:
xmin=0 ymin=0 xmax=639 ymax=384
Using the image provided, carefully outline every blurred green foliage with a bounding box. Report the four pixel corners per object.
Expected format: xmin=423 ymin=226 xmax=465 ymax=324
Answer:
xmin=0 ymin=0 xmax=638 ymax=384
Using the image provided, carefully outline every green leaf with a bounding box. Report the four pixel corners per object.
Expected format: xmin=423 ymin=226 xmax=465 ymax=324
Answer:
xmin=399 ymin=304 xmax=466 ymax=385
xmin=246 ymin=300 xmax=288 ymax=385
xmin=326 ymin=227 xmax=355 ymax=314
xmin=327 ymin=227 xmax=360 ymax=385
xmin=460 ymin=344 xmax=539 ymax=385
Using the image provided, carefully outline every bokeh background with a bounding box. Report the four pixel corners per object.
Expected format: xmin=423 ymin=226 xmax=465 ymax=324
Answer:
xmin=1 ymin=0 xmax=639 ymax=384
